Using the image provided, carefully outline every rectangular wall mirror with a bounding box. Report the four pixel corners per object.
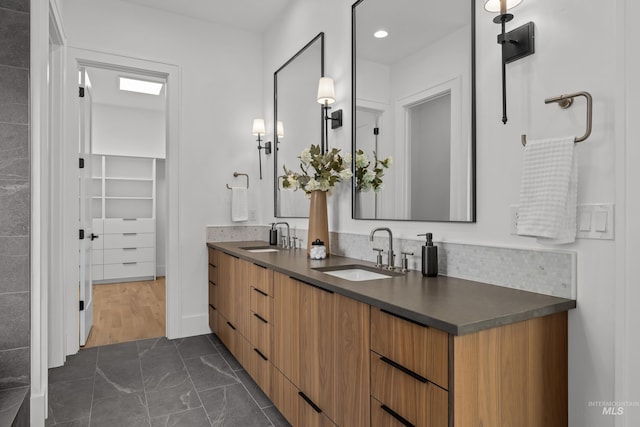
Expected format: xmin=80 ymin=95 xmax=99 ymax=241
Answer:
xmin=274 ymin=33 xmax=325 ymax=218
xmin=352 ymin=0 xmax=476 ymax=222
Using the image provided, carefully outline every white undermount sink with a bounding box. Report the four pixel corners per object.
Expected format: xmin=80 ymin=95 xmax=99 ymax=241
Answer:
xmin=313 ymin=265 xmax=402 ymax=281
xmin=240 ymin=246 xmax=280 ymax=253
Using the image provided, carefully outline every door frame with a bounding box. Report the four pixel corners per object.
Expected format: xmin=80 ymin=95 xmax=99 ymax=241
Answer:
xmin=58 ymin=48 xmax=182 ymax=357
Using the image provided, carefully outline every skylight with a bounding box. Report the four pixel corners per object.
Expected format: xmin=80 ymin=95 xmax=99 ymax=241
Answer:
xmin=119 ymin=77 xmax=164 ymax=95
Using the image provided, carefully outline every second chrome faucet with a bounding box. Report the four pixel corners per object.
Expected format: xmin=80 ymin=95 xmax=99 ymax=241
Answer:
xmin=369 ymin=227 xmax=395 ymax=270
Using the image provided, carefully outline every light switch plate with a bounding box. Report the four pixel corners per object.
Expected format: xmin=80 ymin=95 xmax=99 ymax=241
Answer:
xmin=576 ymin=204 xmax=614 ymax=240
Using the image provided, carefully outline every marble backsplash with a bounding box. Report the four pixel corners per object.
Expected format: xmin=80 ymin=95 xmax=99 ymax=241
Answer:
xmin=206 ymin=225 xmax=576 ymax=299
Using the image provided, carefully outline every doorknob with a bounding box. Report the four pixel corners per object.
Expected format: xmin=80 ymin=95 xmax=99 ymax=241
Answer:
xmin=90 ymin=233 xmax=99 ymax=241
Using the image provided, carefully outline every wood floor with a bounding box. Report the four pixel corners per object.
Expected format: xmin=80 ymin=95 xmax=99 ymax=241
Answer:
xmin=84 ymin=277 xmax=165 ymax=348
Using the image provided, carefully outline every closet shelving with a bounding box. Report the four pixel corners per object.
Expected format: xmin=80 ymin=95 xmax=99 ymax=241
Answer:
xmin=91 ymin=154 xmax=157 ymax=283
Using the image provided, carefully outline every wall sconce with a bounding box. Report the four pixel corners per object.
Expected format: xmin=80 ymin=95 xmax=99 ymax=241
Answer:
xmin=485 ymin=0 xmax=535 ymax=124
xmin=316 ymin=77 xmax=343 ymax=153
xmin=252 ymin=118 xmax=271 ymax=180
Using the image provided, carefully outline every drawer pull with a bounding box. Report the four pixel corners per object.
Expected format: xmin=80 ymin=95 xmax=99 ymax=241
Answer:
xmin=123 ymin=247 xmax=137 ymax=251
xmin=298 ymin=392 xmax=322 ymax=413
xmin=122 ymin=218 xmax=138 ymax=221
xmin=380 ymin=356 xmax=428 ymax=384
xmin=253 ymin=263 xmax=267 ymax=270
xmin=381 ymin=308 xmax=428 ymax=328
xmin=209 ymin=280 xmax=217 ymax=286
xmin=253 ymin=288 xmax=268 ymax=297
xmin=209 ymin=304 xmax=216 ymax=311
xmin=380 ymin=404 xmax=415 ymax=427
xmin=123 ymin=262 xmax=137 ymax=265
xmin=226 ymin=321 xmax=236 ymax=330
xmin=123 ymin=233 xmax=137 ymax=236
xmin=253 ymin=313 xmax=268 ymax=324
xmin=208 ymin=263 xmax=217 ymax=268
xmin=292 ymin=277 xmax=334 ymax=294
xmin=253 ymin=348 xmax=268 ymax=361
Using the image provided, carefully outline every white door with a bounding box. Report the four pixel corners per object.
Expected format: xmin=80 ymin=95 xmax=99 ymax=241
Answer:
xmin=78 ymin=67 xmax=94 ymax=346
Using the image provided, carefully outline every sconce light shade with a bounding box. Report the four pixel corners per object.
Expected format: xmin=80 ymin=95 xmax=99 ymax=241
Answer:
xmin=252 ymin=118 xmax=266 ymax=136
xmin=484 ymin=0 xmax=523 ymax=13
xmin=317 ymin=77 xmax=336 ymax=105
xmin=277 ymin=121 xmax=284 ymax=138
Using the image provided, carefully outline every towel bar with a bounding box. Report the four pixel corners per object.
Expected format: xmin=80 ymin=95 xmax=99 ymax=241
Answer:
xmin=521 ymin=91 xmax=593 ymax=146
xmin=226 ymin=172 xmax=249 ymax=189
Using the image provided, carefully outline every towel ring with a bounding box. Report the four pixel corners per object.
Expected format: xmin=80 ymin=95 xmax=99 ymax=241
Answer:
xmin=521 ymin=91 xmax=593 ymax=146
xmin=226 ymin=172 xmax=249 ymax=189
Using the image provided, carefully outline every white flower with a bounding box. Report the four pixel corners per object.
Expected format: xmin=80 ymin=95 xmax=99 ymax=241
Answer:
xmin=339 ymin=168 xmax=353 ymax=180
xmin=360 ymin=181 xmax=372 ymax=192
xmin=356 ymin=153 xmax=369 ymax=168
xmin=374 ymin=183 xmax=384 ymax=193
xmin=363 ymin=170 xmax=376 ymax=183
xmin=286 ymin=175 xmax=299 ymax=189
xmin=305 ymin=178 xmax=320 ymax=192
xmin=300 ymin=148 xmax=312 ymax=165
xmin=343 ymin=153 xmax=352 ymax=165
xmin=384 ymin=156 xmax=393 ymax=167
xmin=319 ymin=179 xmax=331 ymax=191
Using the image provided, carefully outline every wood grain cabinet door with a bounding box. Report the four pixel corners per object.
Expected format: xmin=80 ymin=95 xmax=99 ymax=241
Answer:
xmin=273 ymin=272 xmax=301 ymax=385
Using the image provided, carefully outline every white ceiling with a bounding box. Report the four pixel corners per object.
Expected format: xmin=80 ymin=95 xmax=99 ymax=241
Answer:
xmin=86 ymin=67 xmax=166 ymax=111
xmin=355 ymin=0 xmax=470 ymax=65
xmin=120 ymin=0 xmax=292 ymax=33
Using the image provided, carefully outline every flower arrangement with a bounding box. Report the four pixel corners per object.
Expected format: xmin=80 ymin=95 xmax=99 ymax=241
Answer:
xmin=282 ymin=144 xmax=353 ymax=195
xmin=355 ymin=149 xmax=392 ymax=192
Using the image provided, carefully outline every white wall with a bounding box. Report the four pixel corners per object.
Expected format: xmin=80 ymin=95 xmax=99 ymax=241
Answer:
xmin=59 ymin=0 xmax=264 ymax=337
xmin=262 ymin=1 xmax=621 ymax=426
xmin=92 ymin=103 xmax=166 ymax=158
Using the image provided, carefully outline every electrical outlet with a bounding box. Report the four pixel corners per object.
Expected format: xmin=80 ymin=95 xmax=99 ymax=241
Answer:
xmin=510 ymin=205 xmax=520 ymax=235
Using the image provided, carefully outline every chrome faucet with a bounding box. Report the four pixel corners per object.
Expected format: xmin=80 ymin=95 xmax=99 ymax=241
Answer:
xmin=274 ymin=222 xmax=290 ymax=249
xmin=369 ymin=227 xmax=395 ymax=270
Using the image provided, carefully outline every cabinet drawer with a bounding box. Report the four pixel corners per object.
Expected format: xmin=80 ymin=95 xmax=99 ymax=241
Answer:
xmin=371 ymin=396 xmax=415 ymax=427
xmin=371 ymin=352 xmax=448 ymax=427
xmin=250 ymin=287 xmax=273 ymax=323
xmin=208 ymin=281 xmax=218 ymax=309
xmin=208 ymin=262 xmax=218 ymax=284
xmin=218 ymin=315 xmax=245 ymax=366
xmin=272 ymin=367 xmax=299 ymax=427
xmin=208 ymin=305 xmax=218 ymax=334
xmin=103 ymin=233 xmax=154 ymax=249
xmin=250 ymin=313 xmax=272 ymax=359
xmin=103 ymin=261 xmax=154 ymax=280
xmin=104 ymin=218 xmax=155 ymax=233
xmin=103 ymin=247 xmax=154 ymax=264
xmin=246 ymin=343 xmax=272 ymax=399
xmin=371 ymin=307 xmax=449 ymax=389
xmin=92 ymin=249 xmax=103 ymax=266
xmin=248 ymin=262 xmax=273 ymax=295
xmin=208 ymin=248 xmax=219 ymax=267
xmin=92 ymin=264 xmax=103 ymax=281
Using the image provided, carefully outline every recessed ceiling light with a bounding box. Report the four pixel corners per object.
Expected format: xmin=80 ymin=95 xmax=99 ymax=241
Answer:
xmin=374 ymin=30 xmax=388 ymax=38
xmin=119 ymin=77 xmax=164 ymax=95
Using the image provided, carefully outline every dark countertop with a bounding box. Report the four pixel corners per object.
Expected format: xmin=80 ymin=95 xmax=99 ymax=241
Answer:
xmin=208 ymin=241 xmax=576 ymax=336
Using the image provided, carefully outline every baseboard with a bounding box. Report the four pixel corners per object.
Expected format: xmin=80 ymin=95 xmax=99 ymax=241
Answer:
xmin=180 ymin=313 xmax=211 ymax=338
xmin=30 ymin=391 xmax=46 ymax=427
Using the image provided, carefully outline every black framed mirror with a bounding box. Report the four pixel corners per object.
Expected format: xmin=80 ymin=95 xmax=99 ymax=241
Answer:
xmin=352 ymin=0 xmax=476 ymax=222
xmin=274 ymin=32 xmax=325 ymax=218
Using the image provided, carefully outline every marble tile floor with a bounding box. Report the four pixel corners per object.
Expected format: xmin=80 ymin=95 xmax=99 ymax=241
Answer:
xmin=46 ymin=334 xmax=290 ymax=427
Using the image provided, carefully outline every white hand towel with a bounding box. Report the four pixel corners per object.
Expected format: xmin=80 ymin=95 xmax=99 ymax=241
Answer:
xmin=517 ymin=136 xmax=578 ymax=244
xmin=231 ymin=187 xmax=249 ymax=222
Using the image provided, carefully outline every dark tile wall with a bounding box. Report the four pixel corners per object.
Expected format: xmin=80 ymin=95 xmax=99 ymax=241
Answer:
xmin=0 ymin=0 xmax=30 ymax=421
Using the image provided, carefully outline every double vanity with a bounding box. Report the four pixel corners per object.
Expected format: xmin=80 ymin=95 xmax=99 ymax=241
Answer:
xmin=207 ymin=240 xmax=575 ymax=427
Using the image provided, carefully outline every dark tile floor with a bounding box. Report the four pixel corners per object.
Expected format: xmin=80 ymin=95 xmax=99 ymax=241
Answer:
xmin=46 ymin=334 xmax=290 ymax=427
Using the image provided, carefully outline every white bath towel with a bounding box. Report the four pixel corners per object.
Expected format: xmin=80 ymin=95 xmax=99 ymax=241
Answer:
xmin=517 ymin=136 xmax=577 ymax=244
xmin=231 ymin=187 xmax=249 ymax=222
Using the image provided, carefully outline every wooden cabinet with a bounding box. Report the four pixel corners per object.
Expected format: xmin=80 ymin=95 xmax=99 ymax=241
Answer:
xmin=207 ymin=247 xmax=568 ymax=427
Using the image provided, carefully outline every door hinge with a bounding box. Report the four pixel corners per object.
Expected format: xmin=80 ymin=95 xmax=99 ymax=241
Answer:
xmin=79 ymin=157 xmax=85 ymax=169
xmin=373 ymin=127 xmax=379 ymax=135
xmin=79 ymin=229 xmax=85 ymax=240
xmin=79 ymin=87 xmax=85 ymax=97
xmin=79 ymin=300 xmax=85 ymax=311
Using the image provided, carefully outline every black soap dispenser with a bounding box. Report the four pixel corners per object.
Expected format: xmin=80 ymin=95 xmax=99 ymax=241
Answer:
xmin=418 ymin=233 xmax=438 ymax=277
xmin=269 ymin=223 xmax=278 ymax=246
